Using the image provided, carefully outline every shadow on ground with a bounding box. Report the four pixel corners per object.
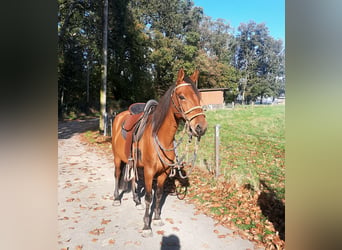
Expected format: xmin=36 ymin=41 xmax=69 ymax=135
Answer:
xmin=257 ymin=180 xmax=285 ymax=241
xmin=58 ymin=118 xmax=99 ymax=139
xmin=161 ymin=234 xmax=181 ymax=250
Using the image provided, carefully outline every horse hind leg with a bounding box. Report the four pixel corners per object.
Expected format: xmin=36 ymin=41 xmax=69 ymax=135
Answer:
xmin=133 ymin=167 xmax=144 ymax=210
xmin=113 ymin=158 xmax=123 ymax=206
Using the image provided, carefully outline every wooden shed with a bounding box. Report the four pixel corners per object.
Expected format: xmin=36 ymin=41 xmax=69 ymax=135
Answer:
xmin=199 ymin=88 xmax=229 ymax=109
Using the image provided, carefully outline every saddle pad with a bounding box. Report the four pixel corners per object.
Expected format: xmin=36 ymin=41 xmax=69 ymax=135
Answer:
xmin=129 ymin=103 xmax=145 ymax=115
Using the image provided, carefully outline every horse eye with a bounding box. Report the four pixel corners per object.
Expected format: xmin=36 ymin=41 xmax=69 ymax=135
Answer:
xmin=179 ymin=95 xmax=186 ymax=100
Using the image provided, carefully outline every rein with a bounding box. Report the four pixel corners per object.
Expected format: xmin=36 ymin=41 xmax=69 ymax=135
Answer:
xmin=153 ymin=82 xmax=205 ymax=179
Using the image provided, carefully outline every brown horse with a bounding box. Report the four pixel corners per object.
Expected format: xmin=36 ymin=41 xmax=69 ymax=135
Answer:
xmin=111 ymin=68 xmax=208 ymax=237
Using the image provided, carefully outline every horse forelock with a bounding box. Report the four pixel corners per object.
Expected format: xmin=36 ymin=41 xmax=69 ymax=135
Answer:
xmin=182 ymin=76 xmax=201 ymax=98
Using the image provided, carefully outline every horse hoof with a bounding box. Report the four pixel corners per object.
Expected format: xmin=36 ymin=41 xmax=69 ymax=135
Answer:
xmin=141 ymin=229 xmax=153 ymax=237
xmin=153 ymin=219 xmax=164 ymax=226
xmin=135 ymin=204 xmax=145 ymax=210
xmin=112 ymin=200 xmax=121 ymax=206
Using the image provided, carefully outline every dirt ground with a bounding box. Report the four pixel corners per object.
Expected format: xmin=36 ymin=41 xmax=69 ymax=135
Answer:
xmin=58 ymin=119 xmax=259 ymax=249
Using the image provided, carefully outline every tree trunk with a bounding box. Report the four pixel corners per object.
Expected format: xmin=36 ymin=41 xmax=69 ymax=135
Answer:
xmin=100 ymin=0 xmax=108 ymax=133
xmin=86 ymin=60 xmax=90 ymax=115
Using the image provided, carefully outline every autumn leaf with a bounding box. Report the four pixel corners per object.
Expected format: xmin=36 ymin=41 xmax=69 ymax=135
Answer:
xmin=108 ymin=239 xmax=115 ymax=245
xmin=79 ymin=204 xmax=87 ymax=209
xmin=101 ymin=219 xmax=111 ymax=225
xmin=156 ymin=230 xmax=165 ymax=235
xmin=93 ymin=206 xmax=106 ymax=211
xmin=89 ymin=227 xmax=105 ymax=235
xmin=165 ymin=218 xmax=174 ymax=224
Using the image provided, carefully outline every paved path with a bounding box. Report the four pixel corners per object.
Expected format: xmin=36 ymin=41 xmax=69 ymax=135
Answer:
xmin=58 ymin=119 xmax=257 ymax=250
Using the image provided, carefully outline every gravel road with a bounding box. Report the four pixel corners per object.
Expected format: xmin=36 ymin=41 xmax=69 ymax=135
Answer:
xmin=58 ymin=119 xmax=257 ymax=250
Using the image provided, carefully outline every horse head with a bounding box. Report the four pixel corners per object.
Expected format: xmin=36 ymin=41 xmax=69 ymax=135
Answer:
xmin=172 ymin=68 xmax=208 ymax=137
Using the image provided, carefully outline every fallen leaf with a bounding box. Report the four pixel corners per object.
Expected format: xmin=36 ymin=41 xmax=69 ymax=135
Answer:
xmin=156 ymin=230 xmax=165 ymax=235
xmin=165 ymin=218 xmax=174 ymax=224
xmin=79 ymin=204 xmax=87 ymax=209
xmin=89 ymin=227 xmax=105 ymax=236
xmin=93 ymin=206 xmax=106 ymax=211
xmin=101 ymin=219 xmax=111 ymax=225
xmin=108 ymin=239 xmax=115 ymax=245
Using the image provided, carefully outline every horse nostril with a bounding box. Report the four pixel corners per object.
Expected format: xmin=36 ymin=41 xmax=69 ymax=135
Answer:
xmin=195 ymin=124 xmax=202 ymax=134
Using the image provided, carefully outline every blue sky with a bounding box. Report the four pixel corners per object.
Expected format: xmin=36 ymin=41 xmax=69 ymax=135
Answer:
xmin=193 ymin=0 xmax=285 ymax=41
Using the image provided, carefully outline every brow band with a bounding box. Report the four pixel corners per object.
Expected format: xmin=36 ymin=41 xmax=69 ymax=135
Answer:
xmin=175 ymin=83 xmax=192 ymax=89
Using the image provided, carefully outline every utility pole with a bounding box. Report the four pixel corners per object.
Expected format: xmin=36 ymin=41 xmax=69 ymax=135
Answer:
xmin=100 ymin=0 xmax=108 ymax=133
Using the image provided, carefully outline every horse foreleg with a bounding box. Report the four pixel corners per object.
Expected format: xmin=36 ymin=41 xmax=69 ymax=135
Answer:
xmin=141 ymin=172 xmax=153 ymax=237
xmin=113 ymin=159 xmax=121 ymax=206
xmin=153 ymin=173 xmax=167 ymax=226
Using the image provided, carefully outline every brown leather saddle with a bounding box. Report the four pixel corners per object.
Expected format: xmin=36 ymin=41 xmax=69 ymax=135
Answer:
xmin=121 ymin=100 xmax=158 ymax=160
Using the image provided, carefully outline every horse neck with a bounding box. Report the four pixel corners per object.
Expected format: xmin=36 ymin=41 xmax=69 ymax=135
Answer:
xmin=156 ymin=105 xmax=178 ymax=148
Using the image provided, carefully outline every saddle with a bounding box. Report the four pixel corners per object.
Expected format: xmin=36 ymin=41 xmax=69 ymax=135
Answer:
xmin=122 ymin=100 xmax=158 ymax=162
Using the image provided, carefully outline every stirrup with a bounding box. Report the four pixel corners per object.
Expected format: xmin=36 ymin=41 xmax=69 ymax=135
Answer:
xmin=124 ymin=158 xmax=135 ymax=181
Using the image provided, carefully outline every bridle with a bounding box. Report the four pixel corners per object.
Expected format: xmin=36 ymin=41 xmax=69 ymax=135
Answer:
xmin=171 ymin=82 xmax=206 ymax=124
xmin=153 ymin=81 xmax=205 ymax=175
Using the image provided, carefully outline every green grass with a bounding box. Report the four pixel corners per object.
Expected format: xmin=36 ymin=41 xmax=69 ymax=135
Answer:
xmin=177 ymin=105 xmax=285 ymax=200
xmin=84 ymin=131 xmax=96 ymax=143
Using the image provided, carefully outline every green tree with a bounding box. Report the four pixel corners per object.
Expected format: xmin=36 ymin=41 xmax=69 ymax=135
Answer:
xmin=58 ymin=0 xmax=103 ymax=119
xmin=235 ymin=21 xmax=284 ymax=103
xmin=57 ymin=0 xmax=285 ymax=122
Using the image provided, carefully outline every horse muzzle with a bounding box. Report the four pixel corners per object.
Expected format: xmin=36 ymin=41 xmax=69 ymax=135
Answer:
xmin=190 ymin=120 xmax=208 ymax=137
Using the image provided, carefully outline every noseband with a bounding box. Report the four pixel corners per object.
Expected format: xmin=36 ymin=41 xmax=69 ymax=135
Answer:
xmin=171 ymin=82 xmax=206 ymax=123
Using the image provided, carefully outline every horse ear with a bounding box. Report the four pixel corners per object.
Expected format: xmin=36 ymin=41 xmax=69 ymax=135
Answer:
xmin=176 ymin=68 xmax=185 ymax=85
xmin=190 ymin=69 xmax=200 ymax=83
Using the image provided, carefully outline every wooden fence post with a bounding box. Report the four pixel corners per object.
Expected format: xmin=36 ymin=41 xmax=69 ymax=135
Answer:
xmin=215 ymin=124 xmax=220 ymax=178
